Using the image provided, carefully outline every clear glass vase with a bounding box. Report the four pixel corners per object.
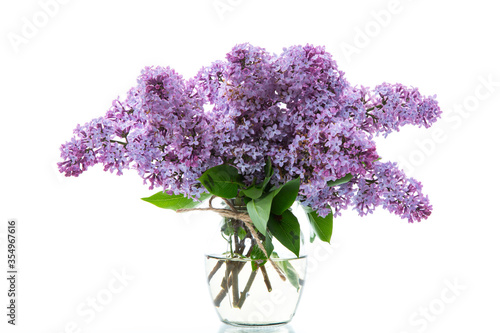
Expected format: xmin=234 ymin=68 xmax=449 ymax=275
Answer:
xmin=204 ymin=202 xmax=308 ymax=327
xmin=206 ymin=255 xmax=307 ymax=326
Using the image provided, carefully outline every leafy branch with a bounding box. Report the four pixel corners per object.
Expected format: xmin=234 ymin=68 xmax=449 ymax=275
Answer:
xmin=141 ymin=162 xmax=346 ymax=308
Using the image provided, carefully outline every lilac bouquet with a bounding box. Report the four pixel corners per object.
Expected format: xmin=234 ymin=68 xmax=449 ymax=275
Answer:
xmin=58 ymin=43 xmax=440 ymax=266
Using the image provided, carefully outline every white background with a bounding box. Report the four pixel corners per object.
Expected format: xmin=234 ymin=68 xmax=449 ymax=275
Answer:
xmin=1 ymin=0 xmax=499 ymax=332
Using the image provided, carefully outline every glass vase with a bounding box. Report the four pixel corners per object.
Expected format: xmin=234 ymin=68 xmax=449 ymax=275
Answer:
xmin=206 ymin=255 xmax=307 ymax=326
xmin=204 ymin=202 xmax=307 ymax=327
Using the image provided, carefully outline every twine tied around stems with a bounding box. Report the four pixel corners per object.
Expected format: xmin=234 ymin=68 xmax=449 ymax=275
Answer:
xmin=176 ymin=197 xmax=287 ymax=281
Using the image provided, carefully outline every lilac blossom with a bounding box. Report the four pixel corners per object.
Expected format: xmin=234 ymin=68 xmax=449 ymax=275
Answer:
xmin=58 ymin=43 xmax=441 ymax=222
xmin=353 ymin=162 xmax=432 ymax=222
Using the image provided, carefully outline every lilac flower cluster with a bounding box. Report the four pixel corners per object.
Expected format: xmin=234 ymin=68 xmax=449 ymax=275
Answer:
xmin=58 ymin=43 xmax=441 ymax=222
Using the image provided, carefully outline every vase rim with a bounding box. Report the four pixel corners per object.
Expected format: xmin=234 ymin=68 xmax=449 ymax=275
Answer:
xmin=205 ymin=254 xmax=307 ymax=261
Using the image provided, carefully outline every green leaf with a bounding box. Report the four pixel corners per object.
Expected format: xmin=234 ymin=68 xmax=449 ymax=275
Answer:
xmin=237 ymin=227 xmax=247 ymax=240
xmin=241 ymin=184 xmax=264 ymax=200
xmin=283 ymin=261 xmax=300 ymax=290
xmin=272 ymin=253 xmax=301 ymax=291
xmin=264 ymin=157 xmax=274 ymax=178
xmin=141 ymin=192 xmax=211 ymax=210
xmin=259 ymin=158 xmax=274 ymax=192
xmin=246 ymin=191 xmax=275 ymax=235
xmin=241 ymin=160 xmax=274 ymax=200
xmin=264 ymin=233 xmax=274 ymax=257
xmin=222 ymin=221 xmax=234 ymax=237
xmin=327 ymin=173 xmax=353 ymax=187
xmin=251 ymin=246 xmax=267 ymax=260
xmin=303 ymin=206 xmax=333 ymax=243
xmin=250 ymin=232 xmax=275 ymax=270
xmin=268 ymin=211 xmax=301 ymax=257
xmin=259 ymin=173 xmax=274 ymax=194
xmin=243 ymin=196 xmax=251 ymax=205
xmin=271 ymin=178 xmax=300 ymax=215
xmin=198 ymin=165 xmax=242 ymax=198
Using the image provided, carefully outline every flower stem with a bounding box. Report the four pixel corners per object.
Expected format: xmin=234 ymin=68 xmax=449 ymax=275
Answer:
xmin=260 ymin=266 xmax=272 ymax=292
xmin=231 ymin=262 xmax=240 ymax=307
xmin=208 ymin=260 xmax=223 ymax=283
xmin=178 ymin=206 xmax=287 ymax=281
xmin=236 ymin=269 xmax=258 ymax=309
xmin=213 ymin=243 xmax=254 ymax=308
xmin=231 ymin=232 xmax=240 ymax=307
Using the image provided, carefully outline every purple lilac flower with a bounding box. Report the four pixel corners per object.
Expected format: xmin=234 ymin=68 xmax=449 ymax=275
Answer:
xmin=362 ymin=83 xmax=441 ymax=137
xmin=58 ymin=117 xmax=130 ymax=177
xmin=353 ymin=162 xmax=432 ymax=222
xmin=58 ymin=43 xmax=440 ymax=222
